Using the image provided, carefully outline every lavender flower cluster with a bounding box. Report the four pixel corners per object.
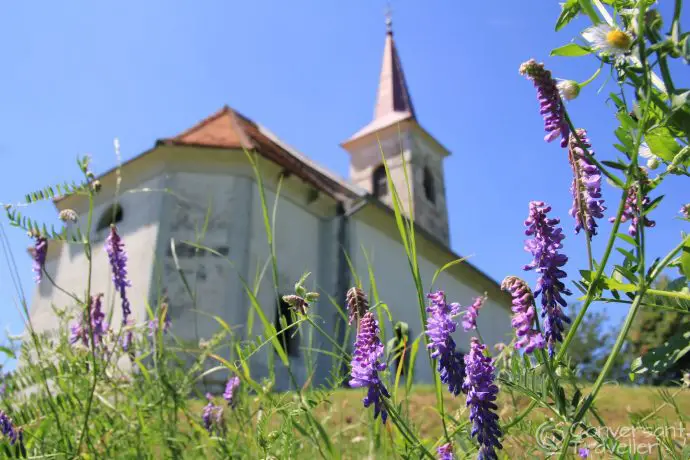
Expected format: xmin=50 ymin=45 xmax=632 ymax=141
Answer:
xmin=524 ymin=201 xmax=571 ymax=356
xmin=569 ymin=129 xmax=606 ymax=238
xmin=425 ymin=291 xmax=466 ymax=396
xmin=501 ymin=276 xmax=544 ymax=354
xmin=519 ymin=59 xmax=570 ymax=147
xmin=31 ymin=235 xmax=48 ymax=283
xmin=349 ymin=311 xmax=390 ymax=424
xmin=106 ymin=226 xmax=132 ymax=323
xmin=0 ymin=410 xmax=20 ymax=445
xmin=613 ymin=173 xmax=656 ymax=237
xmin=70 ymin=294 xmax=109 ymax=349
xmin=463 ymin=338 xmax=503 ymax=459
xmin=202 ymin=393 xmax=224 ymax=434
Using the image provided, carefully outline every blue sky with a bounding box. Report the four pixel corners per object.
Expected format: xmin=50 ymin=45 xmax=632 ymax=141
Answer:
xmin=0 ymin=2 xmax=687 ymax=355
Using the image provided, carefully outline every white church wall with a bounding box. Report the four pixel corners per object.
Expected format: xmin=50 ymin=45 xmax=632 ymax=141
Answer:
xmin=29 ymin=174 xmax=166 ymax=334
xmin=350 ymin=218 xmax=512 ymax=385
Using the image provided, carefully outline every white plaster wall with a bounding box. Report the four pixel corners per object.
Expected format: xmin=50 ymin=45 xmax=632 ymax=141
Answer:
xmin=246 ymin=181 xmax=324 ymax=388
xmin=29 ymin=175 xmax=165 ymax=333
xmin=350 ymin=219 xmax=512 ymax=384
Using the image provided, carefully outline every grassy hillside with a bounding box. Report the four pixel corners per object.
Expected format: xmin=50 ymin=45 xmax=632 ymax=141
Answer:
xmin=189 ymin=384 xmax=690 ymax=459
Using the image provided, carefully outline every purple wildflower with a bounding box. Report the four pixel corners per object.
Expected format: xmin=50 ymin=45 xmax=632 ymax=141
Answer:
xmin=519 ymin=59 xmax=570 ymax=147
xmin=611 ymin=173 xmax=656 ymax=236
xmin=462 ymin=295 xmax=487 ymax=332
xmin=70 ymin=294 xmax=109 ymax=349
xmin=349 ymin=311 xmax=390 ymax=424
xmin=346 ymin=287 xmax=369 ymax=326
xmin=501 ymin=276 xmax=545 ymax=354
xmin=202 ymin=393 xmax=224 ymax=434
xmin=106 ymin=225 xmax=131 ymax=323
xmin=223 ymin=376 xmax=240 ymax=408
xmin=0 ymin=410 xmax=18 ymax=445
xmin=578 ymin=447 xmax=590 ymax=458
xmin=437 ymin=442 xmax=455 ymax=460
xmin=681 ymin=204 xmax=690 ymax=219
xmin=568 ymin=130 xmax=606 ymax=238
xmin=31 ymin=235 xmax=48 ymax=283
xmin=148 ymin=316 xmax=171 ymax=337
xmin=524 ymin=201 xmax=571 ymax=356
xmin=426 ymin=291 xmax=466 ymax=396
xmin=463 ymin=338 xmax=502 ymax=460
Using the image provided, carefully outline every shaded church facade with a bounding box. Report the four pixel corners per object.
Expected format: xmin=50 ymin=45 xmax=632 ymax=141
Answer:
xmin=29 ymin=22 xmax=512 ymax=388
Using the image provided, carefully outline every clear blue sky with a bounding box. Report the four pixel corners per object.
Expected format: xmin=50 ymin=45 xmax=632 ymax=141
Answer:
xmin=0 ymin=2 xmax=687 ymax=352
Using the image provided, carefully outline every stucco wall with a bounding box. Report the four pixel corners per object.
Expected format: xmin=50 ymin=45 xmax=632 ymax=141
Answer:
xmin=29 ymin=174 xmax=165 ymax=333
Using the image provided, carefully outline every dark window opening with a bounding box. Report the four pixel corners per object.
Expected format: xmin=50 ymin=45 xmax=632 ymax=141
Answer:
xmin=390 ymin=322 xmax=411 ymax=376
xmin=372 ymin=164 xmax=388 ymax=199
xmin=423 ymin=167 xmax=436 ymax=204
xmin=275 ymin=296 xmax=299 ymax=357
xmin=96 ymin=203 xmax=123 ymax=232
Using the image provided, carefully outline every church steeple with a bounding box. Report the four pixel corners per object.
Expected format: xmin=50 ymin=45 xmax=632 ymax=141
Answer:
xmin=341 ymin=15 xmax=452 ymax=246
xmin=374 ymin=14 xmax=416 ymax=122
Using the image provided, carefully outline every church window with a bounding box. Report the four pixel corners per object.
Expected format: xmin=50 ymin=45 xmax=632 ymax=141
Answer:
xmin=275 ymin=296 xmax=299 ymax=357
xmin=96 ymin=203 xmax=124 ymax=232
xmin=423 ymin=166 xmax=436 ymax=204
xmin=372 ymin=164 xmax=388 ymax=198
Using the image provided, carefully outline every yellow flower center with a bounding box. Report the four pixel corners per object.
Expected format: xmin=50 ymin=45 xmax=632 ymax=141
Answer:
xmin=606 ymin=30 xmax=631 ymax=50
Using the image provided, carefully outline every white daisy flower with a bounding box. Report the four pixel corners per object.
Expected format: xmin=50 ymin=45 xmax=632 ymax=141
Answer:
xmin=556 ymin=80 xmax=580 ymax=101
xmin=582 ymin=24 xmax=633 ymax=57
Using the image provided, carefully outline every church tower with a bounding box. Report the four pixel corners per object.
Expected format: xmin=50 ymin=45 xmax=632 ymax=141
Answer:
xmin=341 ymin=16 xmax=451 ymax=245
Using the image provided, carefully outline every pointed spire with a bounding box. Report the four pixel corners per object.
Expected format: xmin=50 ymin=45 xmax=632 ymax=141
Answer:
xmin=373 ymin=12 xmax=415 ymax=121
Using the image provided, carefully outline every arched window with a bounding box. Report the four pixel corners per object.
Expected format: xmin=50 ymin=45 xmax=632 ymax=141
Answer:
xmin=423 ymin=167 xmax=436 ymax=204
xmin=275 ymin=296 xmax=299 ymax=357
xmin=96 ymin=203 xmax=124 ymax=232
xmin=372 ymin=164 xmax=388 ymax=198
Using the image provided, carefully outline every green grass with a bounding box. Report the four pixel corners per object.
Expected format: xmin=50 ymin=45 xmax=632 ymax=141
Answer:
xmin=188 ymin=383 xmax=690 ymax=459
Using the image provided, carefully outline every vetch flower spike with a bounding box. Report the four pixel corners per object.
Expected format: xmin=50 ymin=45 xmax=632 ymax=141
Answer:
xmin=610 ymin=171 xmax=656 ymax=237
xmin=568 ymin=129 xmax=606 ymax=239
xmin=31 ymin=235 xmax=48 ymax=283
xmin=106 ymin=225 xmax=131 ymax=323
xmin=437 ymin=442 xmax=455 ymax=460
xmin=462 ymin=294 xmax=487 ymax=332
xmin=202 ymin=393 xmax=224 ymax=435
xmin=0 ymin=410 xmax=19 ymax=445
xmin=349 ymin=311 xmax=390 ymax=424
xmin=223 ymin=376 xmax=240 ymax=408
xmin=346 ymin=287 xmax=369 ymax=326
xmin=426 ymin=291 xmax=466 ymax=396
xmin=501 ymin=276 xmax=545 ymax=354
xmin=463 ymin=338 xmax=502 ymax=460
xmin=519 ymin=59 xmax=570 ymax=147
xmin=523 ymin=201 xmax=572 ymax=356
xmin=70 ymin=294 xmax=109 ymax=349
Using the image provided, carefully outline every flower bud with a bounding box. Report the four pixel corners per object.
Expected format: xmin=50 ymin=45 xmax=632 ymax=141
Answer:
xmin=557 ymin=80 xmax=580 ymax=101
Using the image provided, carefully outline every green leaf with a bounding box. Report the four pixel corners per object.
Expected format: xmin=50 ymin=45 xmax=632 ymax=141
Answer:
xmin=616 ymin=233 xmax=637 ymax=246
xmin=550 ymin=43 xmax=592 ymax=57
xmin=555 ymin=0 xmax=581 ymax=31
xmin=681 ymin=238 xmax=690 ymax=279
xmin=630 ymin=323 xmax=690 ymax=374
xmin=645 ymin=127 xmax=682 ymax=162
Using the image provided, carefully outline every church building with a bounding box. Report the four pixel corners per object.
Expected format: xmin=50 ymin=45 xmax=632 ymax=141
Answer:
xmin=29 ymin=21 xmax=512 ymax=388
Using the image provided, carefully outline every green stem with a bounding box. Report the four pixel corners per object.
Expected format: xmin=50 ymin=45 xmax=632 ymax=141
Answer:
xmin=578 ymin=66 xmax=602 ymax=88
xmin=76 ymin=193 xmax=98 ymax=455
xmin=645 ymin=288 xmax=690 ymax=302
xmin=557 ymin=292 xmax=646 ymax=459
xmin=555 ymin=184 xmax=628 ymax=363
xmin=565 ymin=112 xmax=625 ymax=188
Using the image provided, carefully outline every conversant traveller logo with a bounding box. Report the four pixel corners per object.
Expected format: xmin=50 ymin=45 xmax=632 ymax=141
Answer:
xmin=535 ymin=420 xmax=689 ymax=456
